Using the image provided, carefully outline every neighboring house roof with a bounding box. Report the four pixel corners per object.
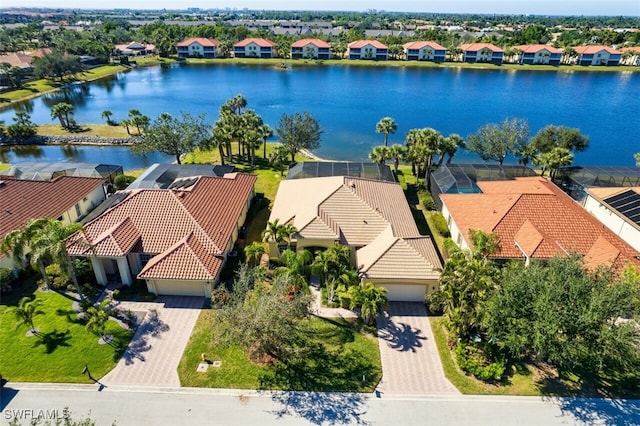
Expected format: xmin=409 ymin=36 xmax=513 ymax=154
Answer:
xmin=270 ymin=176 xmax=441 ymax=281
xmin=403 ymin=41 xmax=447 ymax=51
xmin=515 ymin=44 xmax=563 ymax=54
xmin=0 ymin=175 xmax=105 ymax=239
xmin=291 ymin=38 xmax=331 ymax=48
xmin=176 ymin=37 xmax=220 ymax=47
xmin=114 ymin=42 xmax=155 ymax=52
xmin=234 ymin=38 xmax=276 ymax=48
xmin=459 ymin=43 xmax=504 ymax=53
xmin=348 ymin=40 xmax=388 ymax=49
xmin=68 ymin=173 xmax=256 ymax=280
xmin=441 ymin=177 xmax=640 ymax=270
xmin=125 ymin=163 xmax=234 ymax=190
xmin=618 ymin=47 xmax=640 ymax=54
xmin=0 ymin=48 xmax=52 ymax=69
xmin=574 ymin=45 xmax=621 ymax=55
xmin=286 ymin=162 xmax=395 ymax=182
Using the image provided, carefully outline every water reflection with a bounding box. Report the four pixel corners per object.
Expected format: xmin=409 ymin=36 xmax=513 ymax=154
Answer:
xmin=41 ymin=84 xmax=91 ymax=108
xmin=0 ymin=144 xmax=44 ymax=163
xmin=60 ymin=144 xmax=79 ymax=160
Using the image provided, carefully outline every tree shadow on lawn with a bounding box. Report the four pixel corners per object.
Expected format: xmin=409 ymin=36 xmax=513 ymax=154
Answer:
xmin=304 ymin=317 xmax=356 ymax=346
xmin=32 ymin=329 xmax=72 ymax=353
xmin=258 ymin=340 xmax=379 ymax=393
xmin=268 ymin=391 xmax=371 ymax=426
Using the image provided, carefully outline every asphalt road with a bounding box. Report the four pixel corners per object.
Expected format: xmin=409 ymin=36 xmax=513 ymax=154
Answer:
xmin=2 ymin=383 xmax=639 ymax=426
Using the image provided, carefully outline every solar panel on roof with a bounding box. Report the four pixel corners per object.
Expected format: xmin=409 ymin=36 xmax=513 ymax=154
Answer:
xmin=604 ymin=189 xmax=640 ymax=226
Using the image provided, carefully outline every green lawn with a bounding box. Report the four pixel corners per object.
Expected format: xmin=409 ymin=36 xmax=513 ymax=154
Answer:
xmin=0 ymin=286 xmax=133 ymax=383
xmin=179 ymin=311 xmax=381 ymax=391
xmin=37 ymin=123 xmax=133 ymax=138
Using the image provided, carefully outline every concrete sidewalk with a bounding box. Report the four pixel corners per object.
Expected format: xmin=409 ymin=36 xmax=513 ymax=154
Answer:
xmin=308 ymin=275 xmax=357 ymax=319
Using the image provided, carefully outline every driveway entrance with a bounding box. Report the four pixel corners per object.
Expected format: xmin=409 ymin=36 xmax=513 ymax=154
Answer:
xmin=376 ymin=302 xmax=459 ymax=394
xmin=100 ymin=296 xmax=203 ymax=387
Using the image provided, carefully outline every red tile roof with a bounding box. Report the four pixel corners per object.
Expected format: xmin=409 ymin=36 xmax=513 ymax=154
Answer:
xmin=177 ymin=37 xmax=220 ymax=47
xmin=459 ymin=43 xmax=504 ymax=53
xmin=618 ymin=47 xmax=640 ymax=54
xmin=68 ymin=173 xmax=256 ymax=281
xmin=291 ymin=38 xmax=331 ymax=48
xmin=234 ymin=38 xmax=276 ymax=48
xmin=1 ymin=176 xmax=105 ymax=239
xmin=574 ymin=45 xmax=621 ymax=55
xmin=441 ymin=177 xmax=640 ymax=270
xmin=348 ymin=40 xmax=388 ymax=49
xmin=515 ymin=44 xmax=562 ymax=54
xmin=0 ymin=48 xmax=53 ymax=69
xmin=403 ymin=41 xmax=446 ymax=51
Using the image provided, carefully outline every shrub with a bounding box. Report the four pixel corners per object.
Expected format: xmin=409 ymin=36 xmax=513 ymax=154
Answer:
xmin=113 ymin=174 xmax=137 ymax=190
xmin=211 ymin=287 xmax=230 ymax=308
xmin=431 ymin=212 xmax=451 ymax=237
xmin=419 ymin=190 xmax=436 ymax=210
xmin=46 ymin=263 xmax=70 ymax=290
xmin=443 ymin=238 xmax=460 ymax=257
xmin=454 ymin=343 xmax=505 ymax=382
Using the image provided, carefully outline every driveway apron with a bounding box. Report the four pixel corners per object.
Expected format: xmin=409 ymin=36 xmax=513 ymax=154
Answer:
xmin=376 ymin=302 xmax=459 ymax=394
xmin=100 ymin=296 xmax=203 ymax=387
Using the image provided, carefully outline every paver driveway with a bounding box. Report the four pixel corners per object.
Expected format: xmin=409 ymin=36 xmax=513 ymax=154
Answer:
xmin=100 ymin=296 xmax=203 ymax=387
xmin=375 ymin=302 xmax=459 ymax=395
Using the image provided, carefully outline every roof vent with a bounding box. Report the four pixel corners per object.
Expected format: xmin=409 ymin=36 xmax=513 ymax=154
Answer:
xmin=0 ymin=180 xmax=5 ymax=187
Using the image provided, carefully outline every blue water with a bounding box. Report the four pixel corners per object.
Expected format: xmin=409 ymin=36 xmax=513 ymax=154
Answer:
xmin=1 ymin=63 xmax=639 ymax=166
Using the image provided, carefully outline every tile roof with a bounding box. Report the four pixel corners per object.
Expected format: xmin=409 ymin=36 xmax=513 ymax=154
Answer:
xmin=270 ymin=176 xmax=441 ymax=281
xmin=441 ymin=177 xmax=640 ymax=270
xmin=574 ymin=45 xmax=621 ymax=55
xmin=234 ymin=38 xmax=276 ymax=48
xmin=138 ymin=232 xmax=223 ymax=280
xmin=68 ymin=173 xmax=255 ymax=280
xmin=1 ymin=176 xmax=105 ymax=239
xmin=459 ymin=43 xmax=504 ymax=53
xmin=515 ymin=44 xmax=563 ymax=54
xmin=348 ymin=40 xmax=388 ymax=49
xmin=403 ymin=41 xmax=447 ymax=51
xmin=176 ymin=37 xmax=220 ymax=47
xmin=0 ymin=49 xmax=52 ymax=69
xmin=291 ymin=38 xmax=331 ymax=48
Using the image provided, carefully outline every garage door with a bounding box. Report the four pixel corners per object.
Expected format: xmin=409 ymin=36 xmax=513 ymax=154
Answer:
xmin=378 ymin=284 xmax=426 ymax=302
xmin=152 ymin=280 xmax=206 ymax=297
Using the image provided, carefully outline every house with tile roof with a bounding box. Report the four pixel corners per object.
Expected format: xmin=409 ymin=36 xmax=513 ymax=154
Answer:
xmin=514 ymin=44 xmax=562 ymax=65
xmin=440 ymin=176 xmax=640 ymax=271
xmin=268 ymin=176 xmax=441 ymax=301
xmin=0 ymin=176 xmax=106 ymax=270
xmin=348 ymin=40 xmax=388 ymax=60
xmin=114 ymin=42 xmax=155 ymax=57
xmin=176 ymin=38 xmax=221 ymax=58
xmin=290 ymin=39 xmax=331 ymax=60
xmin=573 ymin=45 xmax=621 ymax=66
xmin=459 ymin=43 xmax=504 ymax=64
xmin=67 ymin=173 xmax=256 ymax=298
xmin=403 ymin=41 xmax=447 ymax=62
xmin=233 ymin=38 xmax=276 ymax=58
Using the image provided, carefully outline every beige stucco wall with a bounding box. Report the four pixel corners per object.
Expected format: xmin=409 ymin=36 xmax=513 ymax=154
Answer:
xmin=146 ymin=278 xmax=212 ymax=298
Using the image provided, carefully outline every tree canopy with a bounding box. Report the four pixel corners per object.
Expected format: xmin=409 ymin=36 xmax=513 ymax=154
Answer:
xmin=132 ymin=112 xmax=210 ymax=164
xmin=530 ymin=125 xmax=589 ymax=154
xmin=467 ymin=118 xmax=530 ymax=165
xmin=276 ymin=111 xmax=323 ymax=162
xmin=32 ymin=51 xmax=82 ymax=81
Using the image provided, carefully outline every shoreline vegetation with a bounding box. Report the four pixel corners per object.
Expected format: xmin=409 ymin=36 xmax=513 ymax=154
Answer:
xmin=1 ymin=55 xmax=638 ymax=107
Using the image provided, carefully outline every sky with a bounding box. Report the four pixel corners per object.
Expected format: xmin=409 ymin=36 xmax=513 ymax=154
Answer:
xmin=3 ymin=0 xmax=640 ymax=16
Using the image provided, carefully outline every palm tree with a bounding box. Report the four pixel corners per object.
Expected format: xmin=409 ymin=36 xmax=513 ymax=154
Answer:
xmin=376 ymin=117 xmax=398 ymax=147
xmin=121 ymin=118 xmax=132 ymax=135
xmin=388 ymin=144 xmax=405 ymax=173
xmin=1 ymin=218 xmax=53 ymax=288
xmin=50 ymin=102 xmax=74 ymax=129
xmin=244 ymin=242 xmax=266 ymax=266
xmin=85 ymin=299 xmax=118 ymax=340
xmin=101 ymin=110 xmax=114 ymax=125
xmin=436 ymin=134 xmax=464 ymax=167
xmin=260 ymin=124 xmax=274 ymax=159
xmin=262 ymin=219 xmax=285 ymax=244
xmin=349 ymin=282 xmax=387 ymax=325
xmin=268 ymin=145 xmax=290 ymax=174
xmin=11 ymin=296 xmax=45 ymax=335
xmin=280 ymin=223 xmax=298 ymax=248
xmin=369 ymin=145 xmax=390 ymax=165
xmin=31 ymin=219 xmax=86 ymax=301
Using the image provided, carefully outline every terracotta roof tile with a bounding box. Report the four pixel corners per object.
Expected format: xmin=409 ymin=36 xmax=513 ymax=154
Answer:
xmin=348 ymin=40 xmax=388 ymax=49
xmin=234 ymin=38 xmax=276 ymax=48
xmin=403 ymin=41 xmax=446 ymax=51
xmin=459 ymin=43 xmax=504 ymax=53
xmin=177 ymin=37 xmax=220 ymax=47
xmin=574 ymin=45 xmax=621 ymax=55
xmin=1 ymin=176 xmax=104 ymax=238
xmin=515 ymin=44 xmax=562 ymax=54
xmin=291 ymin=38 xmax=331 ymax=48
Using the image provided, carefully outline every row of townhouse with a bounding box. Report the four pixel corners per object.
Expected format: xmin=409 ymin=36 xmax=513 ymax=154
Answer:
xmin=174 ymin=37 xmax=638 ymax=66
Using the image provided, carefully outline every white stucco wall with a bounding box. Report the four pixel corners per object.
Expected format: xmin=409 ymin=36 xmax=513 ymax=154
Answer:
xmin=584 ymin=195 xmax=640 ymax=252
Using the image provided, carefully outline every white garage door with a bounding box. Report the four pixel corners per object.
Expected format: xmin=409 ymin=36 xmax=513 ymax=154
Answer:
xmin=152 ymin=280 xmax=206 ymax=297
xmin=378 ymin=284 xmax=426 ymax=302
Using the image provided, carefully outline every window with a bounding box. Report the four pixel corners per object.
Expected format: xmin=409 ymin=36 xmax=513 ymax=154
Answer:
xmin=456 ymin=234 xmax=462 ymax=246
xmin=75 ymin=204 xmax=81 ymax=217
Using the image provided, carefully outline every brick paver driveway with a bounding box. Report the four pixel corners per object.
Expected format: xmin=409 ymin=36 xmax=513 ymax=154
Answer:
xmin=100 ymin=296 xmax=204 ymax=387
xmin=376 ymin=302 xmax=459 ymax=395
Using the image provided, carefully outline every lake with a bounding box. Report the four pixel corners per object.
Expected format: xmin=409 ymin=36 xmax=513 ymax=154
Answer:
xmin=1 ymin=63 xmax=639 ymax=167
